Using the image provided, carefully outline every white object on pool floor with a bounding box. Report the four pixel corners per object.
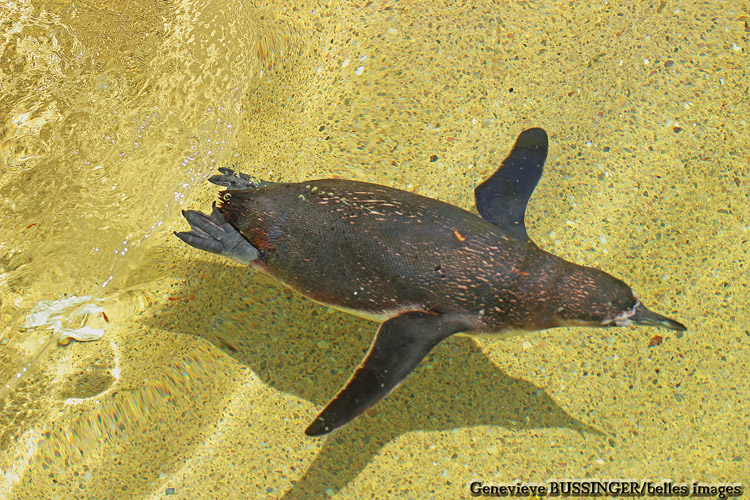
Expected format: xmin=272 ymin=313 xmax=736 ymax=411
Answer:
xmin=24 ymin=295 xmax=105 ymax=344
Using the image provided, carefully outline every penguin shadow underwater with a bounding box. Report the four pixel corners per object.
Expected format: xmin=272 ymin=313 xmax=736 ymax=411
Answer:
xmin=155 ymin=264 xmax=597 ymax=499
xmin=170 ymin=128 xmax=685 ymax=497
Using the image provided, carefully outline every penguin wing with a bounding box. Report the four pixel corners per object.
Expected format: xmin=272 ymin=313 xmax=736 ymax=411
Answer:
xmin=474 ymin=128 xmax=548 ymax=240
xmin=305 ymin=311 xmax=474 ymax=436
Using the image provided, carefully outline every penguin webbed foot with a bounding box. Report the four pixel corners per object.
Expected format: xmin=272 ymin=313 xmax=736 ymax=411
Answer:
xmin=209 ymin=167 xmax=273 ymax=190
xmin=175 ymin=202 xmax=260 ymax=265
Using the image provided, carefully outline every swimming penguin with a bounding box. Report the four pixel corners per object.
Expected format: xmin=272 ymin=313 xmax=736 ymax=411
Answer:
xmin=175 ymin=128 xmax=686 ymax=436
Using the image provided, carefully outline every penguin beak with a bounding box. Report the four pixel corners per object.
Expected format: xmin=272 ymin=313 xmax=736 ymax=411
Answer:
xmin=631 ymin=303 xmax=686 ymax=331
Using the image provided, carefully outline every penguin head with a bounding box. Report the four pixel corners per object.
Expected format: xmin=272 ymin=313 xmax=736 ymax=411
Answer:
xmin=554 ymin=266 xmax=686 ymax=332
xmin=611 ymin=297 xmax=687 ymax=331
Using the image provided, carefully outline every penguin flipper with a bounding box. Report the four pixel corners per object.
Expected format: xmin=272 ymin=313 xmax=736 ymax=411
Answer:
xmin=175 ymin=203 xmax=260 ymax=265
xmin=305 ymin=311 xmax=473 ymax=436
xmin=474 ymin=128 xmax=548 ymax=240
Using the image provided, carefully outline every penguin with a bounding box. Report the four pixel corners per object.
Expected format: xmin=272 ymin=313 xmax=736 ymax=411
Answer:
xmin=175 ymin=128 xmax=686 ymax=436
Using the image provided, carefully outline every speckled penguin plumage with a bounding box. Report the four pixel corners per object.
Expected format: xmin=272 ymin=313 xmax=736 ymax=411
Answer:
xmin=176 ymin=128 xmax=686 ymax=436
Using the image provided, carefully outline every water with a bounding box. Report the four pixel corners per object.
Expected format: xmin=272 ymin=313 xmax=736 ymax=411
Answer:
xmin=1 ymin=0 xmax=748 ymax=498
xmin=1 ymin=0 xmax=271 ymax=494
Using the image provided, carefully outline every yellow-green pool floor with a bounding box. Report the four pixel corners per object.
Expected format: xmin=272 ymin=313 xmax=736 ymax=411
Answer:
xmin=0 ymin=0 xmax=748 ymax=498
